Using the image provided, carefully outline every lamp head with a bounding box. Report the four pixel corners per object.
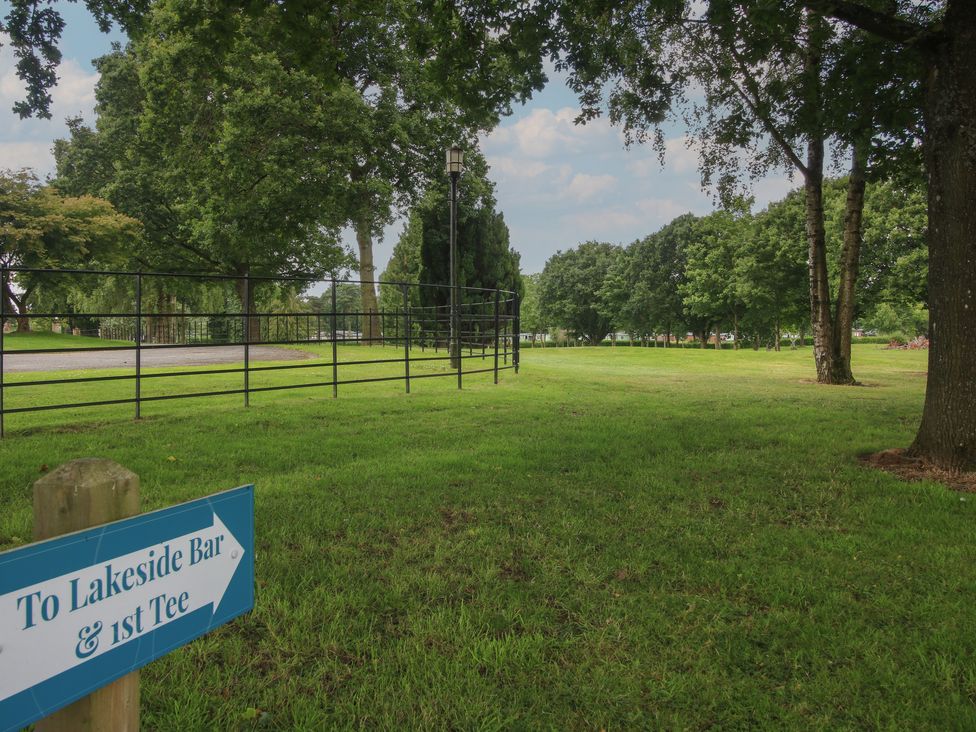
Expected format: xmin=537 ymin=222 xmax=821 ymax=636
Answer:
xmin=446 ymin=146 xmax=464 ymax=175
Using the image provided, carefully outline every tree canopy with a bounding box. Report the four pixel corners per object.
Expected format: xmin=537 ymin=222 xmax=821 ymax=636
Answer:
xmin=1 ymin=168 xmax=140 ymax=329
xmin=539 ymin=241 xmax=622 ymax=345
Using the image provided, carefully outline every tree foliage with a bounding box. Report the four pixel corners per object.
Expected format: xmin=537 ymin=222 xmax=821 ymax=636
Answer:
xmin=539 ymin=176 xmax=922 ymax=348
xmin=415 ymin=156 xmax=523 ymax=311
xmin=1 ymin=168 xmax=140 ymax=328
xmin=538 ymin=241 xmax=621 ymax=344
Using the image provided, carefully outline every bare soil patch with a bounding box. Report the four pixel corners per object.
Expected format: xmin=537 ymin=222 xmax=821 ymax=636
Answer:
xmin=859 ymin=448 xmax=976 ymax=493
xmin=797 ymin=378 xmax=879 ymax=387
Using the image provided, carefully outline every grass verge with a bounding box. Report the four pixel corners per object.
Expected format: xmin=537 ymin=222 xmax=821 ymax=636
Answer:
xmin=1 ymin=344 xmax=973 ymax=729
xmin=2 ymin=330 xmax=133 ymax=350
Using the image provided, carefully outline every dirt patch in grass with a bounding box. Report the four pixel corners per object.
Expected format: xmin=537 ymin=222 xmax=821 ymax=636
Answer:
xmin=797 ymin=379 xmax=880 ymax=387
xmin=859 ymin=448 xmax=976 ymax=493
xmin=438 ymin=506 xmax=474 ymax=532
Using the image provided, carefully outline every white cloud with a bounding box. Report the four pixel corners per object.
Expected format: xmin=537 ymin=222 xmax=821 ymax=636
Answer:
xmin=0 ymin=56 xmax=99 ymax=133
xmin=627 ymin=136 xmax=702 ymax=178
xmin=484 ymin=106 xmax=614 ymax=159
xmin=553 ymin=164 xmax=573 ymax=185
xmin=563 ymin=208 xmax=642 ymax=235
xmin=626 ymin=157 xmax=658 ymax=178
xmin=663 ymin=136 xmax=701 ymax=174
xmin=564 ymin=172 xmax=616 ymax=202
xmin=560 ymin=197 xmax=704 ymax=242
xmin=635 ymin=197 xmax=703 ymax=222
xmin=750 ymin=174 xmax=797 ymax=208
xmin=0 ymin=141 xmax=57 ymax=172
xmin=0 ymin=46 xmax=99 ymax=176
xmin=488 ymin=156 xmax=550 ymax=180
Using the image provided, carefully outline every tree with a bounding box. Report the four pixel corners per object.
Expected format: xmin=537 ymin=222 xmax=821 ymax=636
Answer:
xmin=53 ymin=17 xmax=357 ymax=340
xmin=600 ymin=213 xmax=697 ymax=346
xmin=680 ymin=210 xmax=749 ymax=349
xmin=555 ymin=0 xmax=975 ymax=469
xmin=379 ymin=211 xmax=425 ymax=318
xmin=862 ymin=302 xmax=927 ymax=341
xmin=518 ymin=273 xmax=546 ymax=344
xmin=793 ymin=0 xmax=974 ymax=453
xmin=0 ymin=169 xmax=140 ymax=331
xmin=3 ymin=0 xmax=553 ymax=121
xmin=596 ymin=247 xmax=637 ymax=341
xmin=53 ymin=52 xmax=213 ymax=273
xmin=320 ymin=2 xmax=519 ymax=344
xmin=851 ymin=179 xmax=927 ymax=318
xmin=554 ymin=1 xmax=923 ymax=383
xmin=641 ymin=214 xmax=698 ymax=346
xmin=538 ymin=241 xmax=621 ymax=345
xmin=738 ymin=191 xmax=810 ymax=349
xmin=50 ymin=0 xmax=550 ymax=346
xmin=416 ymin=154 xmax=523 ymax=313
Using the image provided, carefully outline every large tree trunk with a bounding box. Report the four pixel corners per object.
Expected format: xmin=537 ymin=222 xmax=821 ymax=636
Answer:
xmin=355 ymin=218 xmax=382 ymax=345
xmin=805 ymin=139 xmax=853 ymax=383
xmin=909 ymin=2 xmax=976 ymax=471
xmin=3 ymin=280 xmax=29 ymax=332
xmin=803 ymin=13 xmax=855 ymax=385
xmin=832 ymin=138 xmax=868 ymax=383
xmin=1 ymin=280 xmax=15 ymax=327
xmin=150 ymin=291 xmax=171 ymax=344
xmin=235 ymin=271 xmax=261 ymax=344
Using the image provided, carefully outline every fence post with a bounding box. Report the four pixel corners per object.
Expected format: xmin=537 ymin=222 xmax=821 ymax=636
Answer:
xmin=0 ymin=264 xmax=5 ymax=439
xmin=135 ymin=273 xmax=142 ymax=420
xmin=395 ymin=306 xmax=399 ymax=349
xmin=402 ymin=285 xmax=411 ymax=394
xmin=33 ymin=459 xmax=141 ymax=732
xmin=493 ymin=290 xmax=500 ymax=385
xmin=503 ymin=301 xmax=508 ymax=366
xmin=456 ymin=299 xmax=462 ymax=390
xmin=514 ymin=290 xmax=520 ymax=375
xmin=243 ymin=273 xmax=250 ymax=408
xmin=330 ymin=278 xmax=338 ymax=398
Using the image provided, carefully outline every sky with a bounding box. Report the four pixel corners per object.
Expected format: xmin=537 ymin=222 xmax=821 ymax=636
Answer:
xmin=0 ymin=7 xmax=797 ymax=275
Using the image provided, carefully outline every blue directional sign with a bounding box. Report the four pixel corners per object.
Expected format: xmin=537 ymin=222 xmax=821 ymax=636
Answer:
xmin=0 ymin=485 xmax=254 ymax=732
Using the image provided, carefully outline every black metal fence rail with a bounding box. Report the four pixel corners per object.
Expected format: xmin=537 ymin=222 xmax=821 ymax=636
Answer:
xmin=0 ymin=267 xmax=520 ymax=437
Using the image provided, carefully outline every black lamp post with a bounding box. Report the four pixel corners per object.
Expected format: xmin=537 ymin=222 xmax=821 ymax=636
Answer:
xmin=446 ymin=146 xmax=464 ymax=370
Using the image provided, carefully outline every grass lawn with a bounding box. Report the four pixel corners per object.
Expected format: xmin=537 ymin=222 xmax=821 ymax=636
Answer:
xmin=2 ymin=330 xmax=133 ymax=350
xmin=1 ymin=344 xmax=973 ymax=729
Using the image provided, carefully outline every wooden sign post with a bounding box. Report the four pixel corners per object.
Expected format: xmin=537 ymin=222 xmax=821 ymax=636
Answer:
xmin=33 ymin=459 xmax=141 ymax=732
xmin=1 ymin=465 xmax=253 ymax=732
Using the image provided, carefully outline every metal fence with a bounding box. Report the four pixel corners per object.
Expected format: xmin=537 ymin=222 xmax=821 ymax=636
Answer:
xmin=0 ymin=267 xmax=520 ymax=437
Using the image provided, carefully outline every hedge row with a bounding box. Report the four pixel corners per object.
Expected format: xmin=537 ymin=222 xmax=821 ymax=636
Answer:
xmin=521 ymin=335 xmax=900 ymax=348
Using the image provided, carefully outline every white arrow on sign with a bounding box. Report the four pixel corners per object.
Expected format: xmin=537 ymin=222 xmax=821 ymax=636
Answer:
xmin=0 ymin=512 xmax=244 ymax=703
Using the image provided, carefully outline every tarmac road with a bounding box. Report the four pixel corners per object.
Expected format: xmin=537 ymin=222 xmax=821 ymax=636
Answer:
xmin=3 ymin=345 xmax=314 ymax=373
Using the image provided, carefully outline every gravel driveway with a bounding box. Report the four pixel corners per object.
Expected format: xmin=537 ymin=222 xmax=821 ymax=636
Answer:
xmin=3 ymin=345 xmax=314 ymax=373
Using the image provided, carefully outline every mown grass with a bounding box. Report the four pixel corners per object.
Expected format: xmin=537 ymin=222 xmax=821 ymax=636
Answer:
xmin=2 ymin=344 xmax=973 ymax=730
xmin=3 ymin=330 xmax=133 ymax=350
